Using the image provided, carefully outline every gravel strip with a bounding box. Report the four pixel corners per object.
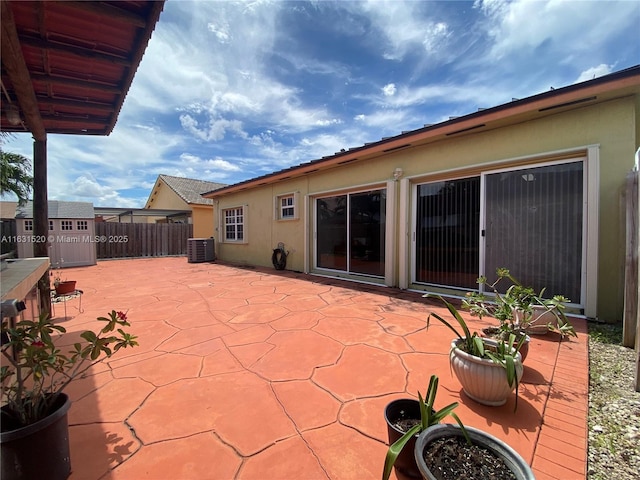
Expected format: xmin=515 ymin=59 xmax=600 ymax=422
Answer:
xmin=588 ymin=323 xmax=640 ymax=480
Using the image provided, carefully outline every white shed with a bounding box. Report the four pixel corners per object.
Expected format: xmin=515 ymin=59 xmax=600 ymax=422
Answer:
xmin=15 ymin=201 xmax=97 ymax=268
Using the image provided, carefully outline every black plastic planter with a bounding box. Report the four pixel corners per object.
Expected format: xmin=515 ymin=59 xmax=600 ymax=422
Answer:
xmin=1 ymin=393 xmax=72 ymax=480
xmin=384 ymin=398 xmax=422 ymax=479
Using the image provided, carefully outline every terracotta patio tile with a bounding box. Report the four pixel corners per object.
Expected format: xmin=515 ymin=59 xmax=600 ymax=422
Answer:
xmin=273 ymin=282 xmax=332 ymax=296
xmin=69 ymin=422 xmax=139 ymax=480
xmin=277 ymin=293 xmax=329 ymax=311
xmin=272 ymin=380 xmax=340 ymax=431
xmin=219 ymin=285 xmax=277 ymax=299
xmin=165 ymin=311 xmax=225 ymax=329
xmin=202 ymin=344 xmax=245 ymax=376
xmin=156 ymin=322 xmax=235 ymax=351
xmin=402 ymin=352 xmax=454 ymax=398
xmin=535 ymin=433 xmax=586 ymax=463
xmin=270 ymin=310 xmax=324 ymax=330
xmin=302 ymin=422 xmax=388 ymax=479
xmin=106 ymin=432 xmax=241 ymax=480
xmin=532 ymin=449 xmax=585 ymax=478
xmin=229 ymin=303 xmax=290 ymax=324
xmin=250 ymin=330 xmax=344 ymax=381
xmin=238 ymin=436 xmax=330 ymax=480
xmin=175 ymin=300 xmax=213 ymax=313
xmin=227 ymin=342 xmax=275 ymax=369
xmin=313 ymin=344 xmax=407 ymax=401
xmin=69 ymin=377 xmax=155 ymax=424
xmin=222 ymin=324 xmax=276 ymax=346
xmin=246 ymin=292 xmax=288 ymax=304
xmin=111 ymin=352 xmax=202 ymax=386
xmin=313 ymin=316 xmax=412 ymax=353
xmin=339 ymin=395 xmax=405 ymax=443
xmin=318 ymin=303 xmax=383 ymax=320
xmin=378 ymin=312 xmax=428 ymax=336
xmin=204 ymin=296 xmax=249 ymax=312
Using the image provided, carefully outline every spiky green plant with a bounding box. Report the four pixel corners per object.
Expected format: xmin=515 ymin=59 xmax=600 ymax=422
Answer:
xmin=382 ymin=375 xmax=469 ymax=480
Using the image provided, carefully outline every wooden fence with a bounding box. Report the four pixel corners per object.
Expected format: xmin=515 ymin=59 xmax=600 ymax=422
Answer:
xmin=622 ymin=169 xmax=639 ymax=391
xmin=95 ymin=222 xmax=193 ymax=259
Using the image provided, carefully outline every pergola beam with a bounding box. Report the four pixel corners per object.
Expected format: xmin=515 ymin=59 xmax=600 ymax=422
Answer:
xmin=1 ymin=1 xmax=46 ymax=141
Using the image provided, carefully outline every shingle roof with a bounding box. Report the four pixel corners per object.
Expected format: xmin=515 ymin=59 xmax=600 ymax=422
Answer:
xmin=158 ymin=175 xmax=227 ymax=205
xmin=15 ymin=200 xmax=94 ymax=219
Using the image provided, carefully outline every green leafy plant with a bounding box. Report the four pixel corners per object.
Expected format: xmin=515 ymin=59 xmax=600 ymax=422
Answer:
xmin=382 ymin=375 xmax=469 ymax=480
xmin=427 ymin=295 xmax=525 ymax=410
xmin=1 ymin=310 xmax=138 ymax=428
xmin=463 ymin=268 xmax=577 ymax=338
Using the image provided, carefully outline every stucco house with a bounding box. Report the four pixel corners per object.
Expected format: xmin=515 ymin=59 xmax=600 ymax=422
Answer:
xmin=203 ymin=65 xmax=640 ymax=323
xmin=144 ymin=174 xmax=227 ymax=238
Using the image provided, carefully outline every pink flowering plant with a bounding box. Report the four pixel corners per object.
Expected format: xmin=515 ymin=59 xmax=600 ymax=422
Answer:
xmin=1 ymin=310 xmax=137 ymax=429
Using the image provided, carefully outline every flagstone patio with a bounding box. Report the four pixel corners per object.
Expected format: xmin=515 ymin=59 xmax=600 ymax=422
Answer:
xmin=53 ymin=257 xmax=587 ymax=479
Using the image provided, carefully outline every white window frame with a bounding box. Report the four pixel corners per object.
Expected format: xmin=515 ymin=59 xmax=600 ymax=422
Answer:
xmin=77 ymin=220 xmax=88 ymax=231
xmin=24 ymin=220 xmax=33 ymax=231
xmin=61 ymin=220 xmax=73 ymax=231
xmin=275 ymin=192 xmax=298 ymax=220
xmin=222 ymin=206 xmax=247 ymax=243
xmin=49 ymin=220 xmax=54 ymax=231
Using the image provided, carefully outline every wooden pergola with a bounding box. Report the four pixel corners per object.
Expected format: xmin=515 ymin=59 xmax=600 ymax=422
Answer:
xmin=1 ymin=0 xmax=165 ymax=314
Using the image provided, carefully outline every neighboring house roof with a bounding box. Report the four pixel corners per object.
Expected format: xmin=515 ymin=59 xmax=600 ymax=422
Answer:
xmin=203 ymin=64 xmax=640 ymax=198
xmin=15 ymin=200 xmax=94 ymax=219
xmin=0 ymin=201 xmax=18 ymax=220
xmin=146 ymin=175 xmax=227 ymax=207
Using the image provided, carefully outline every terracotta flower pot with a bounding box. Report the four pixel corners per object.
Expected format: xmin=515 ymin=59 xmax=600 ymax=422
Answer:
xmin=55 ymin=281 xmax=76 ymax=295
xmin=450 ymin=338 xmax=523 ymax=406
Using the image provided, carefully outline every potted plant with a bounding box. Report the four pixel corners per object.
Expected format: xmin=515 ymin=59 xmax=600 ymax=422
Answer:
xmin=414 ymin=424 xmax=535 ymax=480
xmin=51 ymin=262 xmax=76 ymax=296
xmin=1 ymin=310 xmax=138 ymax=480
xmin=427 ymin=295 xmax=524 ymax=409
xmin=463 ymin=268 xmax=577 ymax=339
xmin=383 ymin=375 xmax=469 ymax=480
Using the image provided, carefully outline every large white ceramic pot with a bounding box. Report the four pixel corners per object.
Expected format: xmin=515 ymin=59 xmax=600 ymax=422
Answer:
xmin=449 ymin=338 xmax=523 ymax=406
xmin=514 ymin=306 xmax=558 ymax=335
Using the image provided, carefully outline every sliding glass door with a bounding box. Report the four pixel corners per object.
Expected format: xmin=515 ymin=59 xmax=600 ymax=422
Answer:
xmin=484 ymin=161 xmax=583 ymax=301
xmin=413 ymin=159 xmax=584 ymax=303
xmin=415 ymin=177 xmax=480 ymax=289
xmin=316 ymin=189 xmax=386 ymax=277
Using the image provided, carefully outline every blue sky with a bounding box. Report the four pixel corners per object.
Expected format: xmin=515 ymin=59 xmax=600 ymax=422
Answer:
xmin=2 ymin=0 xmax=639 ymax=207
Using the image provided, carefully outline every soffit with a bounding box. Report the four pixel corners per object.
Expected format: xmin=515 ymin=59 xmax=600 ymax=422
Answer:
xmin=1 ymin=0 xmax=165 ymax=138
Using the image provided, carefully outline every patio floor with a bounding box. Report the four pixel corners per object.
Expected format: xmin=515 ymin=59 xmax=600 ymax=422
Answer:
xmin=52 ymin=257 xmax=588 ymax=480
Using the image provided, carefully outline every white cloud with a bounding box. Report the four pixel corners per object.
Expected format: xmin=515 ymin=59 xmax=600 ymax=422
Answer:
xmin=206 ymin=158 xmax=242 ymax=172
xmin=347 ymin=0 xmax=452 ymax=61
xmin=575 ymin=64 xmax=614 ymax=83
xmin=382 ymin=83 xmax=397 ymax=96
xmin=478 ymin=0 xmax=639 ymax=62
xmin=207 ymin=20 xmax=231 ymax=43
xmin=179 ymin=115 xmax=246 ymax=142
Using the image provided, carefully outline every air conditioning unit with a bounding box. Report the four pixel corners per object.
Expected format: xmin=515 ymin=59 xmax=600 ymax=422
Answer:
xmin=187 ymin=237 xmax=215 ymax=263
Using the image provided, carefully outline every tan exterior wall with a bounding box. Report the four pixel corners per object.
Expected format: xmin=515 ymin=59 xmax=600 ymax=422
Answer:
xmin=213 ymin=95 xmax=638 ymax=322
xmin=148 ymin=183 xmax=189 ymax=210
xmin=192 ymin=205 xmax=214 ymax=238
